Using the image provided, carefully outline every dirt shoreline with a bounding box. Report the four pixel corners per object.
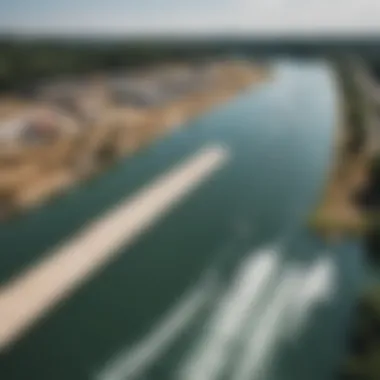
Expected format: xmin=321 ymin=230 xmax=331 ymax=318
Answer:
xmin=0 ymin=61 xmax=267 ymax=220
xmin=308 ymin=61 xmax=372 ymax=239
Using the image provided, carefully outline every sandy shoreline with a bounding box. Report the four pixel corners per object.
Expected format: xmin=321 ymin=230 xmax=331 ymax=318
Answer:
xmin=308 ymin=62 xmax=372 ymax=239
xmin=0 ymin=61 xmax=266 ymax=220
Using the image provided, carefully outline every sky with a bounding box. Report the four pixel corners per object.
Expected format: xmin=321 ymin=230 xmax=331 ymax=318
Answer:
xmin=1 ymin=0 xmax=380 ymax=36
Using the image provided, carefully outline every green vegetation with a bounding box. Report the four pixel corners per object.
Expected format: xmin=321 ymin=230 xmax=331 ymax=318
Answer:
xmin=361 ymin=156 xmax=380 ymax=262
xmin=340 ymin=287 xmax=380 ymax=380
xmin=0 ymin=39 xmax=221 ymax=93
xmin=335 ymin=59 xmax=367 ymax=156
xmin=337 ymin=59 xmax=380 ymax=380
xmin=2 ymin=36 xmax=362 ymax=94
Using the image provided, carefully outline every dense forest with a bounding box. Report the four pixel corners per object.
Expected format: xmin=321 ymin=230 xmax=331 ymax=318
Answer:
xmin=0 ymin=38 xmax=252 ymax=93
xmin=0 ymin=39 xmax=208 ymax=93
xmin=2 ymin=35 xmax=380 ymax=94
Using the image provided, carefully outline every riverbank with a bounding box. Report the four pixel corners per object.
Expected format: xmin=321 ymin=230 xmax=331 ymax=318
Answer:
xmin=309 ymin=59 xmax=375 ymax=239
xmin=0 ymin=60 xmax=266 ymax=220
xmin=313 ymin=59 xmax=380 ymax=380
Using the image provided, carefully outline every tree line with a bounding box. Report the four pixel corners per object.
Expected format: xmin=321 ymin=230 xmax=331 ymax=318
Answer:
xmin=0 ymin=39 xmax=226 ymax=93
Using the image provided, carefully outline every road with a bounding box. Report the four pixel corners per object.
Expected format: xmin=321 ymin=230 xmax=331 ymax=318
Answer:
xmin=0 ymin=60 xmax=365 ymax=380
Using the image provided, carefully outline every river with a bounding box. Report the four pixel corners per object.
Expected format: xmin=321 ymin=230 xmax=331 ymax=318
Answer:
xmin=0 ymin=60 xmax=365 ymax=380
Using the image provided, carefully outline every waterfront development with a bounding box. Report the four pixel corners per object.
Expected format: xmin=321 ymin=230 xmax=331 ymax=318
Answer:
xmin=0 ymin=60 xmax=367 ymax=380
xmin=0 ymin=60 xmax=263 ymax=219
